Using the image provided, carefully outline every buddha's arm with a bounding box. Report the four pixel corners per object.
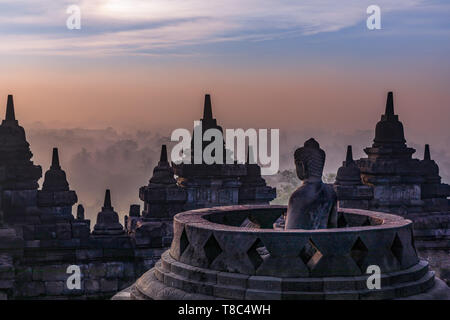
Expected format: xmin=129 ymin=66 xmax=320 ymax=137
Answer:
xmin=327 ymin=201 xmax=338 ymax=228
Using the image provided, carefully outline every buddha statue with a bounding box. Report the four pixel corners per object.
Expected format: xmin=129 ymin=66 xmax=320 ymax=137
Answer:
xmin=285 ymin=138 xmax=337 ymax=230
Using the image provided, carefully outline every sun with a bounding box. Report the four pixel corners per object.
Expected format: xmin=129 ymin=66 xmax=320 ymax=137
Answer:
xmin=99 ymin=0 xmax=172 ymax=18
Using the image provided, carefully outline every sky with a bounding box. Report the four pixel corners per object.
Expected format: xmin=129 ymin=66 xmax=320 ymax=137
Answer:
xmin=0 ymin=0 xmax=450 ymax=218
xmin=0 ymin=0 xmax=449 ymax=132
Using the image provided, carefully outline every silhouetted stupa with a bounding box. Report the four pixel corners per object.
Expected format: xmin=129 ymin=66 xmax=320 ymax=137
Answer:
xmin=335 ymin=91 xmax=450 ymax=284
xmin=93 ymin=190 xmax=125 ymax=236
xmin=173 ymin=94 xmax=276 ymax=210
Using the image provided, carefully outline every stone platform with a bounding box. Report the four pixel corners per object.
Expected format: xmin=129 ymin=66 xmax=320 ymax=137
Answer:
xmin=119 ymin=205 xmax=450 ymax=300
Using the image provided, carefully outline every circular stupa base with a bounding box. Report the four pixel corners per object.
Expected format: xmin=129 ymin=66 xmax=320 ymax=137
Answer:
xmin=116 ymin=205 xmax=450 ymax=300
xmin=129 ymin=252 xmax=439 ymax=300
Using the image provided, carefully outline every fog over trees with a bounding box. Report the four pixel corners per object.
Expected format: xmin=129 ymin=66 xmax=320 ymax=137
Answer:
xmin=26 ymin=124 xmax=450 ymax=223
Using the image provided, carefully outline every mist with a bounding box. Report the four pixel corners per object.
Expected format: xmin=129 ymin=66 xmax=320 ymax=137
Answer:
xmin=26 ymin=123 xmax=450 ymax=224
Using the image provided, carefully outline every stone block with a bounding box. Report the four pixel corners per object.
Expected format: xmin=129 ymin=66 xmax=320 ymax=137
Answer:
xmin=213 ymin=285 xmax=246 ymax=299
xmin=281 ymin=291 xmax=324 ymax=300
xmin=163 ymin=273 xmax=184 ymax=290
xmin=88 ymin=263 xmax=106 ymax=278
xmin=71 ymin=222 xmax=90 ymax=239
xmin=106 ymin=262 xmax=124 ymax=278
xmin=22 ymin=224 xmax=35 ymax=241
xmin=245 ymin=289 xmax=281 ymax=300
xmin=34 ymin=225 xmax=57 ymax=240
xmin=0 ymin=266 xmax=14 ymax=280
xmin=84 ymin=279 xmax=100 ymax=294
xmin=134 ymin=248 xmax=160 ymax=258
xmin=24 ymin=240 xmax=40 ymax=248
xmin=281 ymin=277 xmax=323 ymax=292
xmin=359 ymin=287 xmax=396 ymax=300
xmin=171 ymin=261 xmax=218 ymax=283
xmin=17 ymin=281 xmax=46 ymax=297
xmin=323 ymin=277 xmax=357 ymax=291
xmin=56 ymin=223 xmax=72 ymax=240
xmin=324 ymin=292 xmax=360 ymax=300
xmin=39 ymin=239 xmax=60 ymax=248
xmin=181 ymin=278 xmax=214 ymax=296
xmin=15 ymin=266 xmax=32 ymax=281
xmin=76 ymin=249 xmax=103 ymax=260
xmin=154 ymin=267 xmax=165 ymax=282
xmin=33 ymin=265 xmax=70 ymax=281
xmin=123 ymin=263 xmax=136 ymax=279
xmin=10 ymin=190 xmax=38 ymax=207
xmin=248 ymin=276 xmax=282 ymax=291
xmin=217 ymin=272 xmax=249 ymax=288
xmin=62 ymin=280 xmax=84 ymax=296
xmin=0 ymin=280 xmax=14 ymax=289
xmin=100 ymin=279 xmax=118 ymax=293
xmin=103 ymin=248 xmax=134 ymax=259
xmin=45 ymin=281 xmax=65 ymax=296
xmin=57 ymin=239 xmax=81 ymax=248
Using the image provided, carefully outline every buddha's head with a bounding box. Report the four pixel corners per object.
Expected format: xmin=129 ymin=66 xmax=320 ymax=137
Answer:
xmin=294 ymin=138 xmax=326 ymax=181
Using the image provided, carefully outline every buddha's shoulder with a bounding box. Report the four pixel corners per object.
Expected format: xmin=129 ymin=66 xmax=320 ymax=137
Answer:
xmin=322 ymin=183 xmax=337 ymax=199
xmin=288 ymin=185 xmax=317 ymax=204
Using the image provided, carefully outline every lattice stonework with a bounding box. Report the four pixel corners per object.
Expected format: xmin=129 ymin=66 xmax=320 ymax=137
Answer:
xmin=350 ymin=237 xmax=369 ymax=272
xmin=203 ymin=234 xmax=223 ymax=265
xmin=391 ymin=233 xmax=404 ymax=265
xmin=299 ymin=239 xmax=323 ymax=271
xmin=246 ymin=238 xmax=265 ymax=271
xmin=179 ymin=227 xmax=190 ymax=256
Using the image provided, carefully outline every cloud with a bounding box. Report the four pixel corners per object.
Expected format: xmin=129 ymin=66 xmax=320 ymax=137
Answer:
xmin=0 ymin=0 xmax=428 ymax=55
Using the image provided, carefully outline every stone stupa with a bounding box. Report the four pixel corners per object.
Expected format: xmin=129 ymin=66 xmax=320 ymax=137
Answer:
xmin=93 ymin=190 xmax=125 ymax=236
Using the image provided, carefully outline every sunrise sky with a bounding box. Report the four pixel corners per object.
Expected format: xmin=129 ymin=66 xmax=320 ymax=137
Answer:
xmin=0 ymin=0 xmax=449 ymax=136
xmin=1 ymin=0 xmax=450 ymax=217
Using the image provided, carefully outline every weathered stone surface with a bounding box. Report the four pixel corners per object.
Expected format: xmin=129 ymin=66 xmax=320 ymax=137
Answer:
xmin=119 ymin=204 xmax=450 ymax=300
xmin=84 ymin=279 xmax=100 ymax=293
xmin=45 ymin=281 xmax=65 ymax=296
xmin=106 ymin=262 xmax=124 ymax=278
xmin=92 ymin=190 xmax=124 ymax=236
xmin=100 ymin=279 xmax=118 ymax=293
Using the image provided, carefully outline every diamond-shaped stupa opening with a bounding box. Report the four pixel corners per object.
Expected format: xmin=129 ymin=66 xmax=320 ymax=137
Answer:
xmin=350 ymin=237 xmax=369 ymax=271
xmin=179 ymin=228 xmax=189 ymax=256
xmin=299 ymin=239 xmax=323 ymax=270
xmin=203 ymin=234 xmax=223 ymax=265
xmin=391 ymin=233 xmax=404 ymax=264
xmin=247 ymin=238 xmax=266 ymax=271
xmin=337 ymin=213 xmax=348 ymax=228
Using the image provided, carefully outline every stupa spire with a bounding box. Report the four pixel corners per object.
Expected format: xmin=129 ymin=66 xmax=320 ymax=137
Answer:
xmin=160 ymin=145 xmax=168 ymax=163
xmin=385 ymin=91 xmax=394 ymax=117
xmin=335 ymin=145 xmax=362 ymax=186
xmin=51 ymin=147 xmax=60 ymax=169
xmin=372 ymin=91 xmax=406 ymax=147
xmin=5 ymin=94 xmax=16 ymax=121
xmin=424 ymin=144 xmax=431 ymax=161
xmin=203 ymin=94 xmax=213 ymax=120
xmin=247 ymin=145 xmax=256 ymax=164
xmin=345 ymin=145 xmax=354 ymax=165
xmin=103 ymin=189 xmax=113 ymax=210
xmin=93 ymin=189 xmax=124 ymax=236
